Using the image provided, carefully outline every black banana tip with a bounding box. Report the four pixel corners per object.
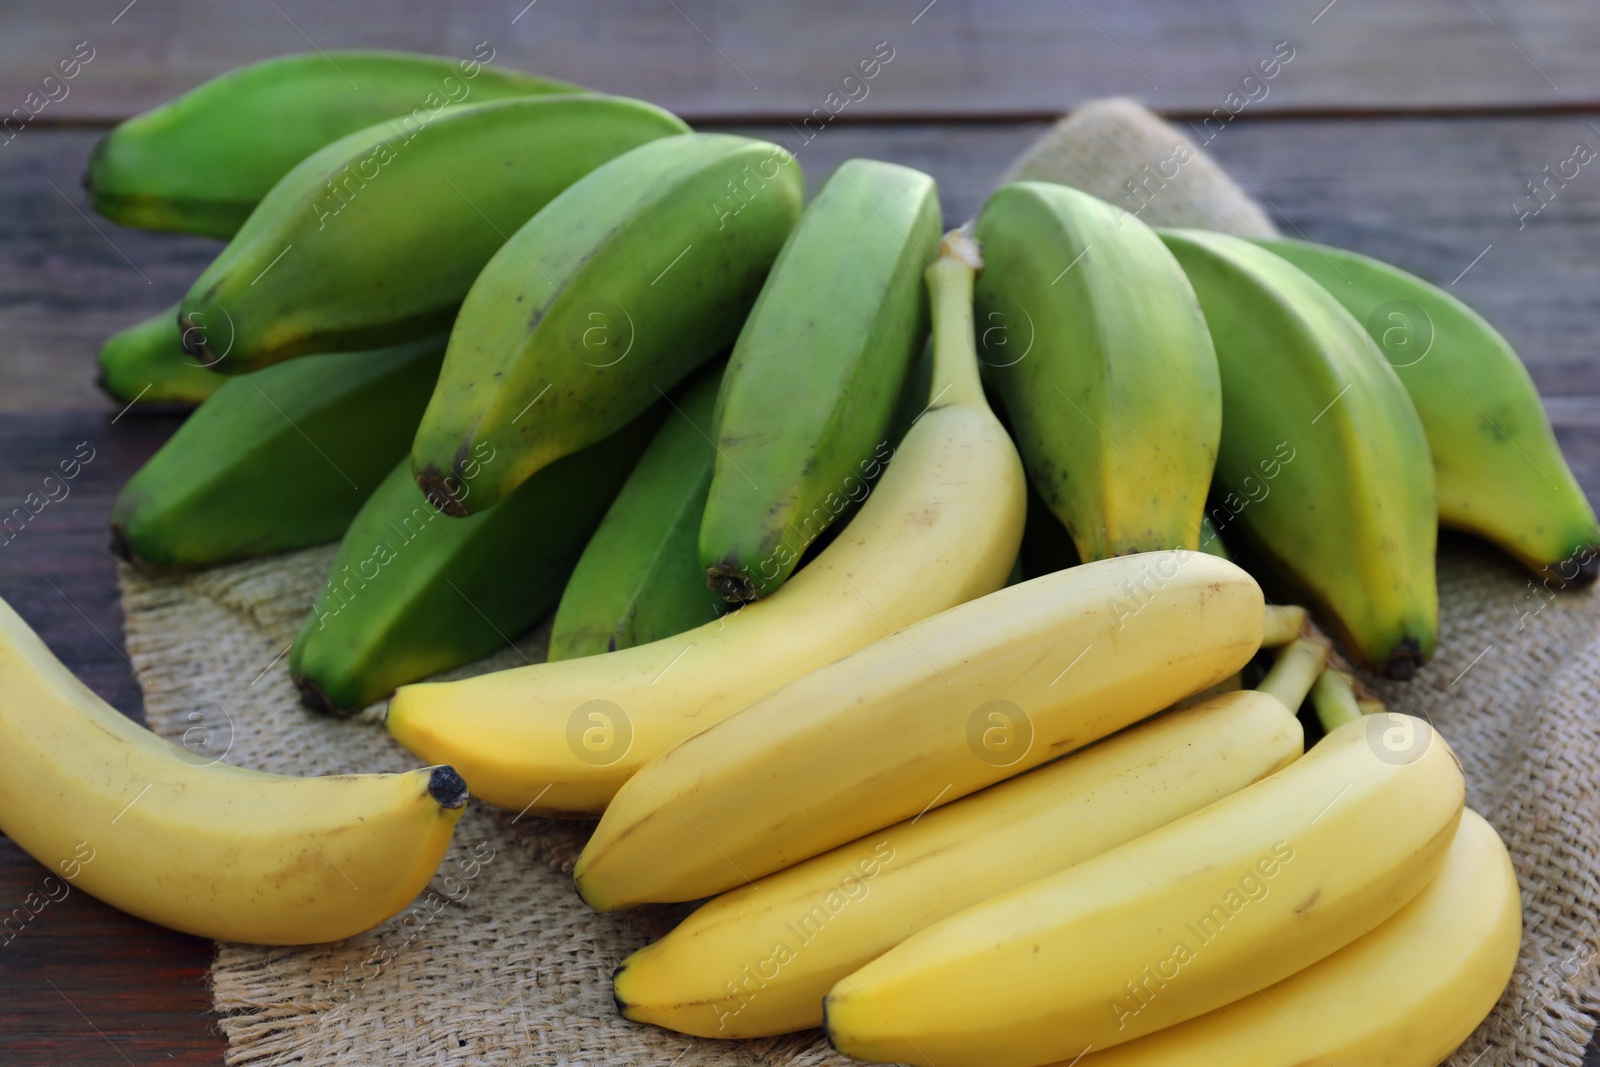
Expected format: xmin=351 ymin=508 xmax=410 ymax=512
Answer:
xmin=1383 ymin=636 xmax=1424 ymax=681
xmin=1549 ymin=546 xmax=1600 ymax=589
xmin=108 ymin=523 xmax=133 ymax=564
xmin=415 ymin=468 xmax=471 ymax=517
xmin=707 ymin=566 xmax=758 ymax=605
xmin=176 ymin=311 xmax=214 ymax=363
xmin=294 ymin=674 xmax=358 ymax=718
xmin=93 ymin=365 xmax=116 ymax=403
xmin=83 ymin=133 xmax=107 ymax=194
xmin=427 ymin=765 xmax=469 ymax=809
xmin=611 ymin=963 xmax=631 ymax=1015
xmin=821 ymin=996 xmax=839 ymax=1046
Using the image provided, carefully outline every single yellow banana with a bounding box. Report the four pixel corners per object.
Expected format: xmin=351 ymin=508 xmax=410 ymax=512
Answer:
xmin=1072 ymin=808 xmax=1519 ymax=1067
xmin=383 ymin=232 xmax=1026 ymax=815
xmin=824 ymin=712 xmax=1465 ymax=1067
xmin=0 ymin=594 xmax=465 ymax=945
xmin=614 ymin=690 xmax=1304 ymax=1038
xmin=576 ymin=548 xmax=1262 ymax=910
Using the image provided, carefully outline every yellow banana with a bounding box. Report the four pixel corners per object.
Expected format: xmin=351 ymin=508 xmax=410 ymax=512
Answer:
xmin=0 ymin=595 xmax=464 ymax=945
xmin=823 ymin=712 xmax=1465 ymax=1066
xmin=383 ymin=231 xmax=1026 ymax=815
xmin=576 ymin=547 xmax=1263 ymax=910
xmin=614 ymin=689 xmax=1304 ymax=1038
xmin=1073 ymin=807 xmax=1519 ymax=1067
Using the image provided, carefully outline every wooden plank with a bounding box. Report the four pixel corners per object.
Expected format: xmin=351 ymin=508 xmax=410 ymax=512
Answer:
xmin=0 ymin=409 xmax=223 ymax=1067
xmin=1 ymin=0 xmax=1598 ymax=125
xmin=1197 ymin=114 xmax=1600 ymax=398
xmin=6 ymin=113 xmax=1600 ymax=412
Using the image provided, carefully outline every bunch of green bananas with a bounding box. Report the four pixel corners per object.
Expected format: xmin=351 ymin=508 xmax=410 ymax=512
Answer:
xmin=91 ymin=52 xmax=719 ymax=712
xmin=21 ymin=54 xmax=1568 ymax=1055
xmin=971 ymin=185 xmax=1596 ymax=678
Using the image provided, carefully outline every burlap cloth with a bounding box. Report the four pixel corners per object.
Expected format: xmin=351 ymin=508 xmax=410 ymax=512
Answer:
xmin=117 ymin=99 xmax=1600 ymax=1065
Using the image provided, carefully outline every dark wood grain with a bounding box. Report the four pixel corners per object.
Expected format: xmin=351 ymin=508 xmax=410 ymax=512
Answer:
xmin=3 ymin=0 xmax=1599 ymax=125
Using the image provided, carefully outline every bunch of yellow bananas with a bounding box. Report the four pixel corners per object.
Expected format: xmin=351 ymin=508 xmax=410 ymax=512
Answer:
xmin=2 ymin=49 xmax=1570 ymax=1063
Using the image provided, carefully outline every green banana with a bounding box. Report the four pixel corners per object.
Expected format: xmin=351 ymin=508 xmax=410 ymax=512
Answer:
xmin=552 ymin=334 xmax=935 ymax=659
xmin=178 ymin=95 xmax=688 ymax=373
xmin=292 ymin=413 xmax=661 ymax=714
xmin=412 ymin=133 xmax=804 ymax=516
xmin=87 ymin=50 xmax=578 ymax=239
xmin=548 ymin=363 xmax=729 ymax=660
xmin=1161 ymin=229 xmax=1437 ymax=678
xmin=697 ymin=158 xmax=939 ymax=602
xmin=96 ymin=304 xmax=221 ymax=407
xmin=1254 ymin=236 xmax=1600 ymax=585
xmin=974 ymin=182 xmax=1221 ymax=559
xmin=111 ymin=336 xmax=447 ymax=571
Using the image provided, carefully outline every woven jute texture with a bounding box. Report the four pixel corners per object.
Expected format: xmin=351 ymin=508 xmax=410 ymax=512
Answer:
xmin=118 ymin=99 xmax=1600 ymax=1065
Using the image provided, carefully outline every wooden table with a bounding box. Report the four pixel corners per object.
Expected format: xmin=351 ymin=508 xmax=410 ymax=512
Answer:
xmin=2 ymin=2 xmax=1599 ymax=1062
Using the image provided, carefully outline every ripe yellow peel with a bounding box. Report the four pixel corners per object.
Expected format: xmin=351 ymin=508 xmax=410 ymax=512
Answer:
xmin=614 ymin=690 xmax=1303 ymax=1038
xmin=0 ymin=595 xmax=464 ymax=945
xmin=824 ymin=712 xmax=1466 ymax=1067
xmin=1072 ymin=808 xmax=1520 ymax=1067
xmin=576 ymin=550 xmax=1266 ymax=910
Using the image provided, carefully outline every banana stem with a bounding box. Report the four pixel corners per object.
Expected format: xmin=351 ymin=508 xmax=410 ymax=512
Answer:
xmin=1356 ymin=695 xmax=1389 ymax=717
xmin=924 ymin=230 xmax=989 ymax=411
xmin=1262 ymin=604 xmax=1308 ymax=648
xmin=1257 ymin=637 xmax=1327 ymax=713
xmin=1311 ymin=668 xmax=1365 ymax=733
